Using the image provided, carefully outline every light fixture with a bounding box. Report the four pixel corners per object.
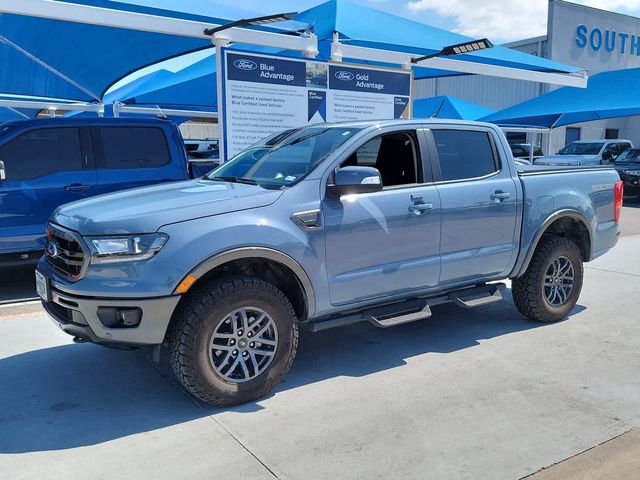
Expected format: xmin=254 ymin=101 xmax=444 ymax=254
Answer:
xmin=204 ymin=12 xmax=298 ymax=36
xmin=411 ymin=38 xmax=494 ymax=63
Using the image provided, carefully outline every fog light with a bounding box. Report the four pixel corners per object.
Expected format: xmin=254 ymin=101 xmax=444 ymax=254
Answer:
xmin=97 ymin=307 xmax=142 ymax=328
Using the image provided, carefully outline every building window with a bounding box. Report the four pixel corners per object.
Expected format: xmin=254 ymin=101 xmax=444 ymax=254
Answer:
xmin=605 ymin=129 xmax=619 ymax=139
xmin=565 ymin=127 xmax=581 ymax=145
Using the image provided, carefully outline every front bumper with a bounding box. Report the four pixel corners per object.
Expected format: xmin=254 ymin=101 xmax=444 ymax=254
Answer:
xmin=38 ymin=266 xmax=181 ymax=346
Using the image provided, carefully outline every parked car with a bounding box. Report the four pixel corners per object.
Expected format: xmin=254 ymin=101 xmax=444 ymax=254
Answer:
xmin=184 ymin=138 xmax=218 ymax=158
xmin=509 ymin=143 xmax=544 ymax=164
xmin=536 ymin=139 xmax=633 ymax=166
xmin=614 ymin=148 xmax=640 ymax=196
xmin=0 ymin=118 xmax=189 ymax=267
xmin=37 ymin=119 xmax=622 ymax=406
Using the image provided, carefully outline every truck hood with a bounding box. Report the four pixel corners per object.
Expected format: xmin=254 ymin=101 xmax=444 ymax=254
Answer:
xmin=52 ymin=179 xmax=283 ymax=235
xmin=536 ymin=154 xmax=599 ymax=166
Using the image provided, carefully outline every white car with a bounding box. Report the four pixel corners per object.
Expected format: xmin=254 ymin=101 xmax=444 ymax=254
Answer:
xmin=536 ymin=139 xmax=633 ymax=166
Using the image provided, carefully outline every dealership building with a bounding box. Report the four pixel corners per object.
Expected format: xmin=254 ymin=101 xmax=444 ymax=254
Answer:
xmin=414 ymin=0 xmax=640 ymax=153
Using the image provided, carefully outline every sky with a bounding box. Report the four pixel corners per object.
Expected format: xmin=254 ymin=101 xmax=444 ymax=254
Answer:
xmin=212 ymin=0 xmax=640 ymax=44
xmin=110 ymin=0 xmax=640 ymax=92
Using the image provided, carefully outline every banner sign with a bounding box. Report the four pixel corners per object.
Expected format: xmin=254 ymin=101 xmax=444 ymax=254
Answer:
xmin=221 ymin=49 xmax=412 ymax=159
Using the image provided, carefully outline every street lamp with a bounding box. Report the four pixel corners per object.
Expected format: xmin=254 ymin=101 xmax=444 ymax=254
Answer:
xmin=411 ymin=38 xmax=494 ymax=63
xmin=204 ymin=12 xmax=298 ymax=36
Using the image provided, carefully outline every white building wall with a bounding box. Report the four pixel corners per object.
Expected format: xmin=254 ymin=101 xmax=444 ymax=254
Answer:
xmin=415 ymin=1 xmax=640 ymax=153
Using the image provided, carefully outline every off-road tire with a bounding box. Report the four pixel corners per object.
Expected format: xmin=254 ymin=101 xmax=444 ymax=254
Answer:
xmin=168 ymin=277 xmax=299 ymax=406
xmin=512 ymin=236 xmax=584 ymax=323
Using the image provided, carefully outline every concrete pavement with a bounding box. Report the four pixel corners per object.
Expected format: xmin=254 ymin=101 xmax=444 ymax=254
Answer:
xmin=1 ymin=215 xmax=639 ymax=479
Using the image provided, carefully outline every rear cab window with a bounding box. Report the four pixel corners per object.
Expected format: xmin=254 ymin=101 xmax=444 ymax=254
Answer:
xmin=93 ymin=126 xmax=170 ymax=170
xmin=431 ymin=129 xmax=499 ymax=182
xmin=0 ymin=127 xmax=83 ymax=181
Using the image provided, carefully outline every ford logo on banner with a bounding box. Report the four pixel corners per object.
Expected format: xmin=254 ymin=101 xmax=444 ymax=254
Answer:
xmin=335 ymin=71 xmax=355 ymax=81
xmin=233 ymin=59 xmax=258 ymax=71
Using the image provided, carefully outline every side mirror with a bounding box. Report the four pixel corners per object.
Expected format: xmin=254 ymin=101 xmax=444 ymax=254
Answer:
xmin=0 ymin=160 xmax=5 ymax=180
xmin=327 ymin=166 xmax=383 ymax=197
xmin=602 ymin=151 xmax=614 ymax=161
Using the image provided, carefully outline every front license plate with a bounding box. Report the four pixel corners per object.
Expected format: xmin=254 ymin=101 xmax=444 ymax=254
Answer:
xmin=35 ymin=270 xmax=49 ymax=301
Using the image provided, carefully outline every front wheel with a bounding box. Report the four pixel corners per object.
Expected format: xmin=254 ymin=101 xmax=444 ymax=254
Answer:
xmin=169 ymin=277 xmax=299 ymax=406
xmin=512 ymin=237 xmax=584 ymax=323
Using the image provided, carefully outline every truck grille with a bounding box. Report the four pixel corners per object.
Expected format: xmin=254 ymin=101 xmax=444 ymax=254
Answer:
xmin=45 ymin=224 xmax=88 ymax=281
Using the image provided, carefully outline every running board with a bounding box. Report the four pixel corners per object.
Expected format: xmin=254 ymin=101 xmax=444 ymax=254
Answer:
xmin=448 ymin=283 xmax=504 ymax=309
xmin=367 ymin=304 xmax=432 ymax=328
xmin=308 ymin=283 xmax=504 ymax=332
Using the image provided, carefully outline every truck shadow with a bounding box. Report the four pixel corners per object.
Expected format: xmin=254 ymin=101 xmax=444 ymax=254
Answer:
xmin=0 ymin=293 xmax=585 ymax=453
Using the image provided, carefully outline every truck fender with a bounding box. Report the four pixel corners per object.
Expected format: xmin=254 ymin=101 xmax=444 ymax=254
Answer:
xmin=513 ymin=209 xmax=593 ymax=278
xmin=184 ymin=247 xmax=316 ymax=318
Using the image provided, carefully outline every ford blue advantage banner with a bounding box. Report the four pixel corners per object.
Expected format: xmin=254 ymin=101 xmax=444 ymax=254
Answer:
xmin=227 ymin=52 xmax=306 ymax=87
xmin=329 ymin=65 xmax=412 ymax=96
xmin=222 ymin=49 xmax=412 ymax=159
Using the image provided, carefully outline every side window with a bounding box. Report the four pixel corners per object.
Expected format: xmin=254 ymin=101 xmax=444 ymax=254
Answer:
xmin=0 ymin=127 xmax=83 ymax=181
xmin=618 ymin=143 xmax=631 ymax=154
xmin=432 ymin=129 xmax=498 ymax=182
xmin=343 ymin=131 xmax=419 ymax=187
xmin=96 ymin=127 xmax=170 ymax=170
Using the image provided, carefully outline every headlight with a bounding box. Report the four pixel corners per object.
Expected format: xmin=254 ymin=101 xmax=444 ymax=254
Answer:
xmin=87 ymin=233 xmax=168 ymax=264
xmin=626 ymin=170 xmax=640 ymax=176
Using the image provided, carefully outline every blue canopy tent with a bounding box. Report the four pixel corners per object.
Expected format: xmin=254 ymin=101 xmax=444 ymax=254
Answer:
xmin=0 ymin=0 xmax=300 ymax=107
xmin=116 ymin=54 xmax=217 ymax=113
xmin=413 ymin=96 xmax=494 ymax=121
xmin=482 ymin=68 xmax=640 ymax=128
xmin=291 ymin=0 xmax=584 ymax=81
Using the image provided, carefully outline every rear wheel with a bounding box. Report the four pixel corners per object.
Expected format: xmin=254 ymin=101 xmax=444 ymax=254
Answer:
xmin=512 ymin=237 xmax=584 ymax=323
xmin=169 ymin=277 xmax=299 ymax=406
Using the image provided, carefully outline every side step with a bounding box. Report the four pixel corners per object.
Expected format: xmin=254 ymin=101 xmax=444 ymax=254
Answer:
xmin=308 ymin=283 xmax=505 ymax=332
xmin=449 ymin=283 xmax=504 ymax=309
xmin=367 ymin=304 xmax=432 ymax=328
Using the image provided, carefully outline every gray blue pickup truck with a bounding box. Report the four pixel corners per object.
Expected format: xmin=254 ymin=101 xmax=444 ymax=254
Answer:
xmin=36 ymin=119 xmax=623 ymax=406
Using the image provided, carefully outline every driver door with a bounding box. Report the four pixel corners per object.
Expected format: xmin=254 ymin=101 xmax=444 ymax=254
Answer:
xmin=322 ymin=128 xmax=442 ymax=306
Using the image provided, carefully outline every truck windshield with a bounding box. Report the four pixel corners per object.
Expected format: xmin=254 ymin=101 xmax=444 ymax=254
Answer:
xmin=615 ymin=149 xmax=640 ymax=163
xmin=206 ymin=126 xmax=361 ymax=188
xmin=558 ymin=142 xmax=604 ymax=155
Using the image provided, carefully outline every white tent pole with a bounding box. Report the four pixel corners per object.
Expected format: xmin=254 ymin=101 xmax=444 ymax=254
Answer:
xmin=333 ymin=42 xmax=587 ymax=88
xmin=0 ymin=0 xmax=318 ymax=55
xmin=116 ymin=104 xmax=218 ymax=118
xmin=0 ymin=34 xmax=102 ymax=102
xmin=214 ymin=37 xmax=228 ymax=162
xmin=0 ymin=98 xmax=104 ymax=113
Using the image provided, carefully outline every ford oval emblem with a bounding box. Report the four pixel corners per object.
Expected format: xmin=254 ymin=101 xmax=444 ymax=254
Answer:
xmin=233 ymin=59 xmax=258 ymax=71
xmin=46 ymin=239 xmax=60 ymax=259
xmin=335 ymin=70 xmax=355 ymax=81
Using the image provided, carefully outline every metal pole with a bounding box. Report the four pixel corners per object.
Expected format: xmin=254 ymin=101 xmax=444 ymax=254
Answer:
xmin=214 ymin=37 xmax=229 ymax=162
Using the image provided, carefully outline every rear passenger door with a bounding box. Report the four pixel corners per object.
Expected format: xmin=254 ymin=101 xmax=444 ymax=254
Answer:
xmin=430 ymin=128 xmax=519 ymax=286
xmin=92 ymin=125 xmax=184 ymax=195
xmin=0 ymin=126 xmax=94 ymax=252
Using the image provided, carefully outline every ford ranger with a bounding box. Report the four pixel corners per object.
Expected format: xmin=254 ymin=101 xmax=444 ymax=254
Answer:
xmin=36 ymin=119 xmax=623 ymax=406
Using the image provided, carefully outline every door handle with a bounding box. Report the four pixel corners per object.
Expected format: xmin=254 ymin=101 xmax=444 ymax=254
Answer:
xmin=409 ymin=203 xmax=433 ymax=215
xmin=64 ymin=183 xmax=91 ymax=192
xmin=491 ymin=191 xmax=511 ymax=202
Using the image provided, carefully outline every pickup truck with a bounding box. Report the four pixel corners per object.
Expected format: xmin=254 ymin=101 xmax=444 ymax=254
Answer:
xmin=536 ymin=139 xmax=633 ymax=166
xmin=36 ymin=119 xmax=622 ymax=406
xmin=0 ymin=117 xmax=189 ymax=267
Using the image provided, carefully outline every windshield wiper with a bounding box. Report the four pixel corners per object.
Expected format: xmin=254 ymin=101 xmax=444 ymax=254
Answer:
xmin=208 ymin=176 xmax=258 ymax=185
